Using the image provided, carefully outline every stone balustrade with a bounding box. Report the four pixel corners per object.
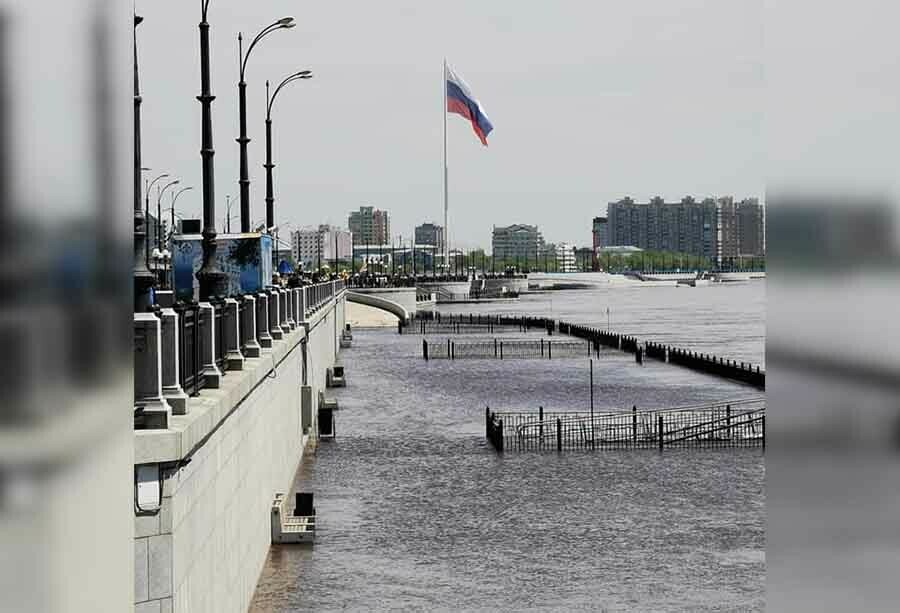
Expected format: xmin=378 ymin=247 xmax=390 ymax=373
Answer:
xmin=133 ymin=280 xmax=346 ymax=430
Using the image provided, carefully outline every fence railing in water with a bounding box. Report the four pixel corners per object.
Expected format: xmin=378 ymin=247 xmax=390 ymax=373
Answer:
xmin=485 ymin=397 xmax=765 ymax=452
xmin=557 ymin=320 xmax=765 ymax=389
xmin=423 ymin=338 xmax=592 ymax=360
xmin=402 ymin=313 xmax=556 ymax=335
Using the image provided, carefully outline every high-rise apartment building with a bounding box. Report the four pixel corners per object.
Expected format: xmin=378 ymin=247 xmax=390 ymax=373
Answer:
xmin=717 ymin=196 xmax=739 ymax=263
xmin=592 ymin=217 xmax=608 ymax=250
xmin=348 ymin=205 xmax=390 ymax=245
xmin=737 ymin=197 xmax=765 ymax=256
xmin=606 ymin=195 xmax=762 ymax=263
xmin=414 ymin=222 xmax=444 ymax=252
xmin=292 ymin=225 xmax=353 ymax=270
xmin=491 ymin=224 xmax=545 ymax=263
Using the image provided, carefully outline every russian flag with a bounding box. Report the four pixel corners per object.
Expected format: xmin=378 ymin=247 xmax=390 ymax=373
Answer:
xmin=446 ymin=64 xmax=493 ymax=146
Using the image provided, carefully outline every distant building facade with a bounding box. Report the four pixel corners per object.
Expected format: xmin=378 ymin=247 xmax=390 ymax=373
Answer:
xmin=592 ymin=216 xmax=608 ymax=249
xmin=591 ymin=216 xmax=608 ymax=269
xmin=414 ymin=222 xmax=445 ymax=252
xmin=555 ymin=242 xmax=577 ymax=272
xmin=737 ymin=197 xmax=765 ymax=256
xmin=348 ymin=205 xmax=390 ymax=245
xmin=491 ymin=224 xmax=545 ymax=263
xmin=292 ymin=224 xmax=353 ymax=270
xmin=605 ymin=195 xmax=763 ymax=263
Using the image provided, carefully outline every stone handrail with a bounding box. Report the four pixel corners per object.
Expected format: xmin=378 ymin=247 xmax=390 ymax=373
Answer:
xmin=134 ymin=280 xmax=346 ymax=430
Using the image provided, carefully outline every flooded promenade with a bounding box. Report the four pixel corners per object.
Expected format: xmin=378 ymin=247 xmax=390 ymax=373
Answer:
xmin=251 ymin=282 xmax=765 ymax=611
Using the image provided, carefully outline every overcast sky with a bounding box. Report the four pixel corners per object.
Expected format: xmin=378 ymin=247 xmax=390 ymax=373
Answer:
xmin=136 ymin=0 xmax=763 ymax=248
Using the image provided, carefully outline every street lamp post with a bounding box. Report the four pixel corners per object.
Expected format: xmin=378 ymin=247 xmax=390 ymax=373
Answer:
xmin=145 ymin=172 xmax=169 ymax=268
xmin=237 ymin=16 xmax=295 ymax=232
xmin=157 ymin=179 xmax=179 ymax=252
xmin=196 ymin=0 xmax=227 ymax=301
xmin=264 ymin=70 xmax=312 ymax=232
xmin=170 ymin=185 xmax=193 ymax=234
xmin=224 ymin=194 xmax=234 ymax=232
xmin=133 ymin=14 xmax=156 ymax=312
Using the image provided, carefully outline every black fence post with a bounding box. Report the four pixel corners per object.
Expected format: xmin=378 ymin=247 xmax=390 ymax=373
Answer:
xmin=500 ymin=341 xmax=503 ymax=360
xmin=632 ymin=405 xmax=638 ymax=446
xmin=423 ymin=339 xmax=429 ymax=361
xmin=556 ymin=418 xmax=562 ymax=452
xmin=539 ymin=405 xmax=544 ymax=441
xmin=494 ymin=337 xmax=498 ymax=357
xmin=726 ymin=404 xmax=731 ymax=441
xmin=548 ymin=341 xmax=552 ymax=360
xmin=658 ymin=414 xmax=664 ymax=451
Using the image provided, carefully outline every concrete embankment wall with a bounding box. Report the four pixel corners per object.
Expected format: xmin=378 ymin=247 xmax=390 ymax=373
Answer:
xmin=347 ymin=289 xmax=412 ymax=323
xmin=134 ymin=292 xmax=345 ymax=613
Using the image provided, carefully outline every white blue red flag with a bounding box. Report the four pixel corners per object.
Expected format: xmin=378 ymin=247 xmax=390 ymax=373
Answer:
xmin=446 ymin=64 xmax=493 ymax=146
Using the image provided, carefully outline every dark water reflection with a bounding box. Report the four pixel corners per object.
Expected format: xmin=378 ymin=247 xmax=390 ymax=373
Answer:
xmin=251 ymin=283 xmax=765 ymax=612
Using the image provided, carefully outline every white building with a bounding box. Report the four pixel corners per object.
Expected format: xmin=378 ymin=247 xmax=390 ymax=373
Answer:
xmin=292 ymin=225 xmax=353 ymax=270
xmin=555 ymin=242 xmax=577 ymax=272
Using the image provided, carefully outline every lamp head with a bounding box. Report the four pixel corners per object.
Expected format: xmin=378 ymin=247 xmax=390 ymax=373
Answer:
xmin=278 ymin=17 xmax=296 ymax=27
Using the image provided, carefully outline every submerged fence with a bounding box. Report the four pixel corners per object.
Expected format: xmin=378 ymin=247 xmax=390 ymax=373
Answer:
xmin=485 ymin=397 xmax=765 ymax=452
xmin=402 ymin=313 xmax=556 ymax=335
xmin=557 ymin=319 xmax=765 ymax=389
xmin=423 ymin=337 xmax=592 ymax=360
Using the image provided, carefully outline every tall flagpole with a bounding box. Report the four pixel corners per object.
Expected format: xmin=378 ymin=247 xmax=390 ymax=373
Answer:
xmin=442 ymin=58 xmax=449 ymax=274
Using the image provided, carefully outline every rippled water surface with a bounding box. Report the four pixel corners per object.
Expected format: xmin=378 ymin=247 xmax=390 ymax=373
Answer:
xmin=251 ymin=282 xmax=765 ymax=612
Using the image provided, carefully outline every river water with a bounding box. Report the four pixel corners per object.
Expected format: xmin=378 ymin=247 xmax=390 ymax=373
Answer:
xmin=251 ymin=281 xmax=765 ymax=612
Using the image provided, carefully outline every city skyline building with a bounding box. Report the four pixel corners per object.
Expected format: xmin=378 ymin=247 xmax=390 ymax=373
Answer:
xmin=605 ymin=195 xmax=764 ymax=263
xmin=414 ymin=222 xmax=445 ymax=253
xmin=491 ymin=223 xmax=545 ymax=263
xmin=349 ymin=205 xmax=391 ymax=245
xmin=737 ymin=197 xmax=766 ymax=256
xmin=292 ymin=224 xmax=353 ymax=270
xmin=555 ymin=242 xmax=577 ymax=272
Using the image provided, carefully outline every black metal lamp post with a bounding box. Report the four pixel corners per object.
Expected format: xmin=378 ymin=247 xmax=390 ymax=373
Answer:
xmin=144 ymin=172 xmax=169 ymax=269
xmin=134 ymin=14 xmax=156 ymax=311
xmin=156 ymin=179 xmax=179 ymax=251
xmin=196 ymin=0 xmax=228 ymax=301
xmin=237 ymin=16 xmax=295 ymax=233
xmin=264 ymin=70 xmax=312 ymax=232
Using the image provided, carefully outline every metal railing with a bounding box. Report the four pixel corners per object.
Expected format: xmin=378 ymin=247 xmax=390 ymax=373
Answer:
xmin=173 ymin=303 xmax=205 ymax=397
xmin=423 ymin=338 xmax=591 ymax=360
xmin=213 ymin=299 xmax=227 ymax=373
xmin=403 ymin=313 xmax=556 ymax=335
xmin=486 ymin=397 xmax=765 ymax=452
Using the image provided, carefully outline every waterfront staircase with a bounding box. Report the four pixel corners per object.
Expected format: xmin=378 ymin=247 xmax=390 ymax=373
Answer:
xmin=271 ymin=493 xmax=316 ymax=544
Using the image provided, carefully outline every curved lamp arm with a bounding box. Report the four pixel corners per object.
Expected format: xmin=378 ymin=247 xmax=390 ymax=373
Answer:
xmin=171 ymin=186 xmax=194 ymax=207
xmin=157 ymin=180 xmax=181 ymax=204
xmin=266 ymin=70 xmax=313 ymax=119
xmin=240 ymin=17 xmax=295 ymax=79
xmin=148 ymin=173 xmax=170 ymax=193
